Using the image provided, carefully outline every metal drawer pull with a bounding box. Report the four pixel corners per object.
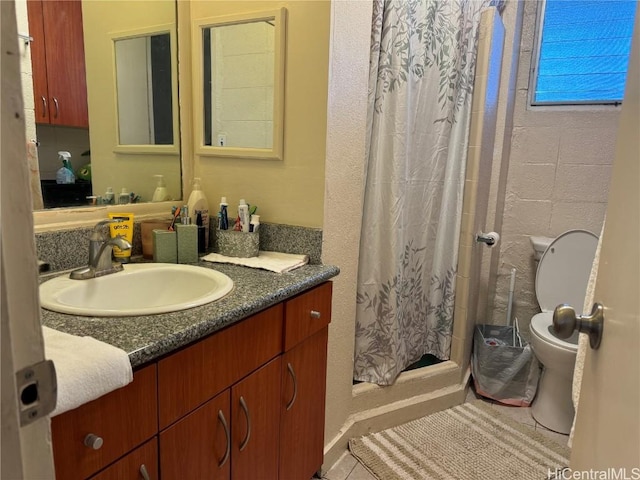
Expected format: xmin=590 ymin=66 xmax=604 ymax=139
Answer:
xmin=239 ymin=396 xmax=251 ymax=451
xmin=310 ymin=310 xmax=321 ymax=319
xmin=139 ymin=464 xmax=150 ymax=480
xmin=217 ymin=410 xmax=230 ymax=467
xmin=83 ymin=433 xmax=103 ymax=450
xmin=53 ymin=97 xmax=59 ymax=118
xmin=286 ymin=363 xmax=298 ymax=411
xmin=40 ymin=96 xmax=47 ymax=117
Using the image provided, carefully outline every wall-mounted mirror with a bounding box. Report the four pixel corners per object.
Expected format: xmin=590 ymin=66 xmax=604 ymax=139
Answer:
xmin=22 ymin=0 xmax=181 ymax=211
xmin=194 ymin=8 xmax=286 ymax=160
xmin=112 ymin=24 xmax=179 ymax=155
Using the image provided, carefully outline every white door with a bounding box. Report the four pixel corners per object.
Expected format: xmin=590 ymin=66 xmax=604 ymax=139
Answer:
xmin=1 ymin=1 xmax=56 ymax=478
xmin=570 ymin=11 xmax=640 ymax=472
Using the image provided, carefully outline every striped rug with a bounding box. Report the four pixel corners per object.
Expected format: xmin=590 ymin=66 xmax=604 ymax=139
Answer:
xmin=349 ymin=400 xmax=570 ymax=480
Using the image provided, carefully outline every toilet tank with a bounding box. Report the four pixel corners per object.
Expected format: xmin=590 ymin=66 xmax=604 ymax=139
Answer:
xmin=530 ymin=236 xmax=554 ymax=261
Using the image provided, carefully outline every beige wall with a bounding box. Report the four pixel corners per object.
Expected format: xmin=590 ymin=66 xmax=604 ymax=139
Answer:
xmin=82 ymin=1 xmax=182 ymax=203
xmin=188 ymin=1 xmax=330 ymax=227
xmin=488 ymin=0 xmax=618 ymax=331
xmin=322 ymin=0 xmax=371 ymax=459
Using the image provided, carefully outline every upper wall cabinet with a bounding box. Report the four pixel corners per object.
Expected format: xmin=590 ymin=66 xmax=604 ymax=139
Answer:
xmin=27 ymin=0 xmax=89 ymax=128
xmin=193 ymin=9 xmax=286 ymax=160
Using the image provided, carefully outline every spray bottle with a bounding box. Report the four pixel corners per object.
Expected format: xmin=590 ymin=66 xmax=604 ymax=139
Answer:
xmin=55 ymin=151 xmax=75 ymax=184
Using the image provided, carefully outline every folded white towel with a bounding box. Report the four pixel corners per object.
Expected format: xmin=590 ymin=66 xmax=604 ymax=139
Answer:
xmin=202 ymin=250 xmax=309 ymax=273
xmin=43 ymin=326 xmax=133 ymax=417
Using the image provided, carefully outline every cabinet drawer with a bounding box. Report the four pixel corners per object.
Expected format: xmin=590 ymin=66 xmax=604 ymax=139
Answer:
xmin=51 ymin=365 xmax=158 ymax=480
xmin=284 ymin=282 xmax=332 ymax=351
xmin=89 ymin=437 xmax=158 ymax=480
xmin=158 ymin=304 xmax=283 ymax=429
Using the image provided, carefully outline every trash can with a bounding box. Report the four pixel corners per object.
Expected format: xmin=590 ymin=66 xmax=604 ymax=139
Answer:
xmin=471 ymin=324 xmax=540 ymax=407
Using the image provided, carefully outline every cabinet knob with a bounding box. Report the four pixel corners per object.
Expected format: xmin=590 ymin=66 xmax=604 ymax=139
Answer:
xmin=310 ymin=310 xmax=321 ymax=319
xmin=83 ymin=434 xmax=103 ymax=450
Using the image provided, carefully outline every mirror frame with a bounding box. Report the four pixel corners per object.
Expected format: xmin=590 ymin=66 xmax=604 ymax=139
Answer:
xmin=193 ymin=8 xmax=286 ymax=160
xmin=111 ymin=24 xmax=180 ymax=156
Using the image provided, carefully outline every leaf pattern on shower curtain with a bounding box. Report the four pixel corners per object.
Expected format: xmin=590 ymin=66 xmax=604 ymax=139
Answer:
xmin=355 ymin=243 xmax=456 ymax=382
xmin=370 ymin=0 xmax=484 ymax=123
xmin=355 ymin=0 xmax=490 ymax=386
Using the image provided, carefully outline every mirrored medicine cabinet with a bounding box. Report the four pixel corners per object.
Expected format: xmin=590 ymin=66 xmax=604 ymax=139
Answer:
xmin=193 ymin=8 xmax=286 ymax=160
xmin=112 ymin=25 xmax=179 ymax=155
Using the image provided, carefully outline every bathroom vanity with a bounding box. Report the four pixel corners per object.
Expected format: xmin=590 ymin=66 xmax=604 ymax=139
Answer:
xmin=42 ymin=262 xmax=338 ymax=480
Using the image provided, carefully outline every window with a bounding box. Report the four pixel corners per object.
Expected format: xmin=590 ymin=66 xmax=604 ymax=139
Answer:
xmin=531 ymin=0 xmax=637 ymax=105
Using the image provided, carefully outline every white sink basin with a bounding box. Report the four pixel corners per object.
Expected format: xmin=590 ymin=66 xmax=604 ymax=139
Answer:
xmin=40 ymin=263 xmax=234 ymax=317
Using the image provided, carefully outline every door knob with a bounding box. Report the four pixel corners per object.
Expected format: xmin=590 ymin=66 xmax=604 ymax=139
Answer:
xmin=553 ymin=303 xmax=604 ymax=349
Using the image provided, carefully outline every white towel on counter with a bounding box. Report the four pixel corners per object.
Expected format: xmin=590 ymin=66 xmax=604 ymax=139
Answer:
xmin=43 ymin=326 xmax=133 ymax=417
xmin=202 ymin=250 xmax=309 ymax=273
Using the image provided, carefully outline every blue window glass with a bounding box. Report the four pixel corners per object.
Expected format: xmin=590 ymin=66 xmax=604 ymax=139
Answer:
xmin=533 ymin=0 xmax=637 ymax=105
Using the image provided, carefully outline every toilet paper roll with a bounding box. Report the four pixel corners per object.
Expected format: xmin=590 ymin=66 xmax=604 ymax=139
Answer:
xmin=477 ymin=231 xmax=500 ymax=247
xmin=485 ymin=232 xmax=500 ymax=246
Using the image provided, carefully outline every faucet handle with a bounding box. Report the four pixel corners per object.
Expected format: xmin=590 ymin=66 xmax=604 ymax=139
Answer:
xmin=91 ymin=219 xmax=120 ymax=241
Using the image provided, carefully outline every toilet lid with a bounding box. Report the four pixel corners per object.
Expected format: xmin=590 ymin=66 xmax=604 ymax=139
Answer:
xmin=530 ymin=312 xmax=579 ymax=350
xmin=536 ymin=229 xmax=599 ymax=312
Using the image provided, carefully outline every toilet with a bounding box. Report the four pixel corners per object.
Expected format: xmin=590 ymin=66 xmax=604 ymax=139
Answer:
xmin=529 ymin=230 xmax=598 ymax=434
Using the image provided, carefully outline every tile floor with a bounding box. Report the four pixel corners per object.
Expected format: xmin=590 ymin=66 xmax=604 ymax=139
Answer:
xmin=320 ymin=385 xmax=570 ymax=480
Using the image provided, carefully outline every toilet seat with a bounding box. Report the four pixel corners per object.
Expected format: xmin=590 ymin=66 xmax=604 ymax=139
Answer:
xmin=530 ymin=312 xmax=578 ymax=351
xmin=535 ymin=229 xmax=599 ymax=313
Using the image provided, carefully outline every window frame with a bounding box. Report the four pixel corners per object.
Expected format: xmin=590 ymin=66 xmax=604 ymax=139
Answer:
xmin=528 ymin=0 xmax=630 ymax=108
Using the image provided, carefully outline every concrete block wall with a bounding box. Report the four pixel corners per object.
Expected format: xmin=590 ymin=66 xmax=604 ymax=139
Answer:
xmin=489 ymin=0 xmax=619 ymax=331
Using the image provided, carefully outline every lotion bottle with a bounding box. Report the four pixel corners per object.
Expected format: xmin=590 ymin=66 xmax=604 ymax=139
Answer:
xmin=187 ymin=178 xmax=209 ymax=249
xmin=238 ymin=199 xmax=250 ymax=233
xmin=104 ymin=187 xmax=115 ymax=204
xmin=249 ymin=214 xmax=260 ymax=233
xmin=118 ymin=188 xmax=130 ymax=204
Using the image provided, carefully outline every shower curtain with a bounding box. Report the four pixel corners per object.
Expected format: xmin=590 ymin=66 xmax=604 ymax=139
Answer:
xmin=354 ymin=0 xmax=490 ymax=385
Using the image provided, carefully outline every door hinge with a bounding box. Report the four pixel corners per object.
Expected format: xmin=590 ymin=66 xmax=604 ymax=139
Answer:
xmin=16 ymin=360 xmax=57 ymax=426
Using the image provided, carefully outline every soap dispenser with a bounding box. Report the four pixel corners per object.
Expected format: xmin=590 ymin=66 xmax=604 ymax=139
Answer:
xmin=151 ymin=174 xmax=170 ymax=202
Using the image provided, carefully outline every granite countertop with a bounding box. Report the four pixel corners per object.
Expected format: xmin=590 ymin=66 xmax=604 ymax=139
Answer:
xmin=41 ymin=261 xmax=339 ymax=368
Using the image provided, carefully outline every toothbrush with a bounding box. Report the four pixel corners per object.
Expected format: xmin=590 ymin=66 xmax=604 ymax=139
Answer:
xmin=168 ymin=206 xmax=181 ymax=231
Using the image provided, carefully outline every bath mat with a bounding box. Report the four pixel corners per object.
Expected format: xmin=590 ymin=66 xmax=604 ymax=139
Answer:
xmin=349 ymin=400 xmax=569 ymax=480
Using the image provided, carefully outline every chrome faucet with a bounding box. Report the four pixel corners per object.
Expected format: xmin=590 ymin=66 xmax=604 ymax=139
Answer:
xmin=70 ymin=220 xmax=132 ymax=280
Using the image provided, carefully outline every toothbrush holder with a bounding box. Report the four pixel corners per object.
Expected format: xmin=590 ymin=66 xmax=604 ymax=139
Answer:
xmin=215 ymin=229 xmax=259 ymax=258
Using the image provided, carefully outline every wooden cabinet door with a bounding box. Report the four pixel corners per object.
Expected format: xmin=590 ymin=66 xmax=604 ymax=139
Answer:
xmin=158 ymin=305 xmax=283 ymax=429
xmin=231 ymin=357 xmax=282 ymax=480
xmin=159 ymin=390 xmax=231 ymax=480
xmin=279 ymin=328 xmax=329 ymax=480
xmin=41 ymin=0 xmax=88 ymax=127
xmin=89 ymin=437 xmax=158 ymax=480
xmin=51 ymin=365 xmax=158 ymax=480
xmin=26 ymin=0 xmax=49 ymax=122
xmin=27 ymin=0 xmax=88 ymax=127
